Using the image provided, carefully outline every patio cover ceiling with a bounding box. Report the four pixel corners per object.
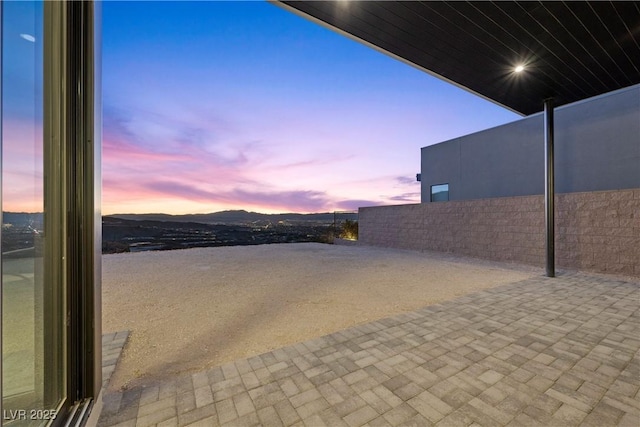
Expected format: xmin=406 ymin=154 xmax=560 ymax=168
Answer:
xmin=277 ymin=1 xmax=640 ymax=115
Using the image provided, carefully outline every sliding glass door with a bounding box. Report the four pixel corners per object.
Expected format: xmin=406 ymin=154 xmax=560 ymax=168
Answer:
xmin=1 ymin=1 xmax=67 ymax=424
xmin=2 ymin=1 xmax=101 ymax=423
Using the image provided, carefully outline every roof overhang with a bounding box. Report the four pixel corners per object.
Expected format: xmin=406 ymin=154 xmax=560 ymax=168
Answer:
xmin=276 ymin=1 xmax=640 ymax=115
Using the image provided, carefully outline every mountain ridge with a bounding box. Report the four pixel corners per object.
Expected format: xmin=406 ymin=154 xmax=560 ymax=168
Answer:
xmin=107 ymin=209 xmax=357 ymax=225
xmin=3 ymin=210 xmax=358 ymax=227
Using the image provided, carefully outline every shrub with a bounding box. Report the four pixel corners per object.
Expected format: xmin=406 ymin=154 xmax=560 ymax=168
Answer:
xmin=340 ymin=219 xmax=358 ymax=240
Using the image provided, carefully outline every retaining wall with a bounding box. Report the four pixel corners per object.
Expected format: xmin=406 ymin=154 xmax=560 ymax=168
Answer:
xmin=359 ymin=189 xmax=640 ymax=277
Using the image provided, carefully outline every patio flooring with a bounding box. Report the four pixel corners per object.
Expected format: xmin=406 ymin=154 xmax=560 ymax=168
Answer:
xmin=97 ymin=271 xmax=639 ymax=427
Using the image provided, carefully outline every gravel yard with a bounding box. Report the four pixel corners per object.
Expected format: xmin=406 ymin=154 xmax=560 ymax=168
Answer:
xmin=102 ymin=242 xmax=538 ymax=390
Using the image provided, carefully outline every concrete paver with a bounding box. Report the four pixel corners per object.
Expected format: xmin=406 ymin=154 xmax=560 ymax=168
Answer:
xmin=98 ymin=272 xmax=639 ymax=426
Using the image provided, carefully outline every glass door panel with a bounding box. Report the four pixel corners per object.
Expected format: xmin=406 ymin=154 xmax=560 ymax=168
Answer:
xmin=2 ymin=1 xmax=66 ymax=424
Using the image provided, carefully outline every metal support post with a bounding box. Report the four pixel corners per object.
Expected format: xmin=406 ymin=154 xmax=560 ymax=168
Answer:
xmin=544 ymin=98 xmax=555 ymax=277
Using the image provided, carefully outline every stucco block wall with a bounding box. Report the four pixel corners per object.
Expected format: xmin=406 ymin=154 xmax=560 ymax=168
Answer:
xmin=359 ymin=189 xmax=640 ymax=277
xmin=555 ymin=189 xmax=640 ymax=276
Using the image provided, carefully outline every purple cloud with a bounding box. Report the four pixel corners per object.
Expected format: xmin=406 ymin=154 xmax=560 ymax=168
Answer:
xmin=144 ymin=180 xmax=332 ymax=213
xmin=395 ymin=176 xmax=419 ymax=185
xmin=334 ymin=199 xmax=384 ymax=211
xmin=389 ymin=192 xmax=421 ymax=202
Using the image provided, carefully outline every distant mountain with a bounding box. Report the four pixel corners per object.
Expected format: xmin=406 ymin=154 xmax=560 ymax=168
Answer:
xmin=2 ymin=212 xmax=44 ymax=229
xmin=108 ymin=210 xmax=357 ymax=225
xmin=3 ymin=210 xmax=358 ymax=229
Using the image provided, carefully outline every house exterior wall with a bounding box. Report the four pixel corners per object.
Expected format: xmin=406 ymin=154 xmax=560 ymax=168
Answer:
xmin=421 ymin=85 xmax=640 ymax=202
xmin=359 ymin=188 xmax=640 ymax=277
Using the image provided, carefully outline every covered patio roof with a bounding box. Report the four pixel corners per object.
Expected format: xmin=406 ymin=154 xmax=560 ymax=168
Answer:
xmin=277 ymin=1 xmax=640 ymax=115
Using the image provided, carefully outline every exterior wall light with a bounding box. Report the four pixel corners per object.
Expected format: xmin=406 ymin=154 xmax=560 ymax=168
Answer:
xmin=514 ymin=64 xmax=525 ymax=73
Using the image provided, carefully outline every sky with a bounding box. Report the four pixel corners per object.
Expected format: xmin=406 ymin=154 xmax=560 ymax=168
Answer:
xmin=2 ymin=1 xmax=43 ymax=213
xmin=4 ymin=1 xmax=520 ymax=215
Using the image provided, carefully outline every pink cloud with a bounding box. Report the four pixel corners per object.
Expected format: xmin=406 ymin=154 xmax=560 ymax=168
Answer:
xmin=102 ymin=105 xmax=366 ymax=213
xmin=2 ymin=119 xmax=44 ymax=212
xmin=102 ymin=107 xmax=260 ymax=209
xmin=143 ymin=180 xmax=331 ymax=213
xmin=101 ymin=103 xmax=428 ymax=214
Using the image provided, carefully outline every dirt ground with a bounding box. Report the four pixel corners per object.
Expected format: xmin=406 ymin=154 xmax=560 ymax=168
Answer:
xmin=102 ymin=243 xmax=538 ymax=390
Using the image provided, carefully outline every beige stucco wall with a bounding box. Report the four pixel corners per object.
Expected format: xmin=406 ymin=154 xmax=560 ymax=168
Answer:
xmin=359 ymin=189 xmax=640 ymax=277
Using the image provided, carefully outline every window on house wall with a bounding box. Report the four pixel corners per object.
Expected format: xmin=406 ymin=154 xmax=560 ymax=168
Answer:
xmin=430 ymin=183 xmax=449 ymax=202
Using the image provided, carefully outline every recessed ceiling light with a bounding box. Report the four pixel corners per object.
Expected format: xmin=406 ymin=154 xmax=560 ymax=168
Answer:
xmin=514 ymin=64 xmax=525 ymax=73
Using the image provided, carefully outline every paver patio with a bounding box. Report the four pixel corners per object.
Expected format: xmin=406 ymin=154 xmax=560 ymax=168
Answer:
xmin=97 ymin=271 xmax=639 ymax=427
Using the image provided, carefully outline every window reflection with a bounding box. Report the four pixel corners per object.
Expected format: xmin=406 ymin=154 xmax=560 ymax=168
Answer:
xmin=2 ymin=1 xmax=62 ymax=423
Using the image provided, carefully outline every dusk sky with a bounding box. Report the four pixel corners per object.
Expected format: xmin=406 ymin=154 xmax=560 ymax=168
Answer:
xmin=4 ymin=1 xmax=521 ymax=215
